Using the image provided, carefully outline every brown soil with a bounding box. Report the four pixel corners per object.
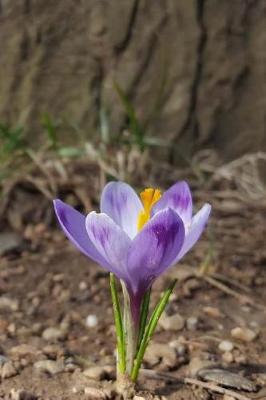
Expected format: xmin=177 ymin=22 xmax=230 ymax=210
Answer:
xmin=0 ymin=191 xmax=265 ymax=399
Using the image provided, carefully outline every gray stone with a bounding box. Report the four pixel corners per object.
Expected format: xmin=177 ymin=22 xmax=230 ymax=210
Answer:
xmin=231 ymin=327 xmax=258 ymax=342
xmin=34 ymin=360 xmax=64 ymax=375
xmin=0 ymin=355 xmax=9 ymax=365
xmin=218 ymin=340 xmax=234 ymax=352
xmin=1 ymin=361 xmax=17 ymax=379
xmin=10 ymin=389 xmax=37 ymax=400
xmin=199 ymin=368 xmax=257 ymax=392
xmin=10 ymin=344 xmax=38 ymax=358
xmin=169 ymin=340 xmax=187 ymax=356
xmin=186 ymin=316 xmax=199 ymax=331
xmin=222 ymin=351 xmax=234 ymax=364
xmin=0 ymin=296 xmax=19 ymax=311
xmin=144 ymin=342 xmax=177 ymax=368
xmin=83 ymin=366 xmax=106 ymax=380
xmin=159 ymin=312 xmax=185 ymax=331
xmin=0 ymin=232 xmax=23 ymax=256
xmin=85 ymin=314 xmax=98 ymax=328
xmin=42 ymin=327 xmax=66 ymax=341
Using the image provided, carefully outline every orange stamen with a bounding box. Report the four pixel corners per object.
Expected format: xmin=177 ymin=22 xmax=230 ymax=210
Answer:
xmin=137 ymin=188 xmax=161 ymax=231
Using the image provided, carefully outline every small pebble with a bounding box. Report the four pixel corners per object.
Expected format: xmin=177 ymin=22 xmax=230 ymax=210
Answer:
xmin=64 ymin=363 xmax=77 ymax=373
xmin=8 ymin=323 xmax=16 ymax=335
xmin=52 ymin=273 xmax=64 ymax=282
xmin=203 ymin=306 xmax=223 ymax=318
xmin=10 ymin=344 xmax=37 ymax=358
xmin=231 ymin=327 xmax=258 ymax=342
xmin=144 ymin=342 xmax=176 ymax=368
xmin=43 ymin=344 xmax=62 ymax=359
xmin=0 ymin=232 xmax=22 ymax=256
xmin=34 ymin=360 xmax=64 ymax=375
xmin=159 ymin=312 xmax=185 ymax=331
xmin=1 ymin=362 xmax=17 ymax=379
xmin=83 ymin=366 xmax=106 ymax=380
xmin=42 ymin=327 xmax=66 ymax=341
xmin=188 ymin=357 xmax=215 ymax=377
xmin=10 ymin=389 xmax=37 ymax=400
xmin=85 ymin=315 xmax=98 ymax=328
xmin=0 ymin=355 xmax=9 ymax=365
xmin=79 ymin=281 xmax=88 ymax=291
xmin=84 ymin=387 xmax=109 ymax=399
xmin=218 ymin=340 xmax=234 ymax=352
xmin=222 ymin=351 xmax=234 ymax=363
xmin=186 ymin=316 xmax=199 ymax=331
xmin=169 ymin=340 xmax=187 ymax=356
xmin=0 ymin=296 xmax=19 ymax=311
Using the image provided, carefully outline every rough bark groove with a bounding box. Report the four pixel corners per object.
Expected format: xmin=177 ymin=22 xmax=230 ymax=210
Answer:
xmin=0 ymin=0 xmax=265 ymax=161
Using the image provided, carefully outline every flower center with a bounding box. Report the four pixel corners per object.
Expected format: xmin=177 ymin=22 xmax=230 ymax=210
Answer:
xmin=137 ymin=187 xmax=161 ymax=231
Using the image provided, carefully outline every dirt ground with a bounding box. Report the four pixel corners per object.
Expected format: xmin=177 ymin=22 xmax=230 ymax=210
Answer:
xmin=0 ymin=186 xmax=266 ymax=399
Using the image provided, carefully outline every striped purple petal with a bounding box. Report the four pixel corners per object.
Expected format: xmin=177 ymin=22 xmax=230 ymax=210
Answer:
xmin=127 ymin=208 xmax=185 ymax=294
xmin=53 ymin=199 xmax=112 ymax=270
xmin=152 ymin=181 xmax=193 ymax=228
xmin=175 ymin=203 xmax=211 ymax=262
xmin=86 ymin=211 xmax=131 ymax=282
xmin=100 ymin=181 xmax=143 ymax=239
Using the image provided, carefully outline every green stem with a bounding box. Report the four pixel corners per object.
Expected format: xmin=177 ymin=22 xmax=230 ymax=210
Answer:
xmin=137 ymin=288 xmax=151 ymax=349
xmin=109 ymin=273 xmax=126 ymax=374
xmin=130 ymin=279 xmax=177 ymax=382
xmin=121 ymin=282 xmax=138 ymax=374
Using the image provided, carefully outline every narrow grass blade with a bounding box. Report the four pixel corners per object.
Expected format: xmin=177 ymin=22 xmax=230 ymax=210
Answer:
xmin=110 ymin=273 xmax=126 ymax=373
xmin=41 ymin=113 xmax=58 ymax=149
xmin=113 ymin=80 xmax=145 ymax=150
xmin=131 ymin=279 xmax=177 ymax=381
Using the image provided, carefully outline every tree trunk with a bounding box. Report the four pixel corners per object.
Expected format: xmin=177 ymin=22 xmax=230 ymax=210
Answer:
xmin=0 ymin=0 xmax=265 ymax=161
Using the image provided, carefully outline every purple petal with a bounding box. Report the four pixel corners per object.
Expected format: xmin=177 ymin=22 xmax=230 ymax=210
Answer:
xmin=175 ymin=203 xmax=211 ymax=262
xmin=53 ymin=199 xmax=111 ymax=269
xmin=86 ymin=212 xmax=131 ymax=281
xmin=152 ymin=181 xmax=193 ymax=227
xmin=100 ymin=181 xmax=143 ymax=239
xmin=127 ymin=208 xmax=185 ymax=294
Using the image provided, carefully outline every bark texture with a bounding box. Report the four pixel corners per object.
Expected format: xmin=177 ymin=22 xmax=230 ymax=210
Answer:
xmin=0 ymin=0 xmax=265 ymax=160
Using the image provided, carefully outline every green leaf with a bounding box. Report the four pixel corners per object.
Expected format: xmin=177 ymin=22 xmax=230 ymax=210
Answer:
xmin=113 ymin=81 xmax=145 ymax=151
xmin=41 ymin=113 xmax=59 ymax=149
xmin=57 ymin=146 xmax=85 ymax=158
xmin=0 ymin=123 xmax=24 ymax=156
xmin=110 ymin=273 xmax=126 ymax=373
xmin=130 ymin=279 xmax=177 ymax=381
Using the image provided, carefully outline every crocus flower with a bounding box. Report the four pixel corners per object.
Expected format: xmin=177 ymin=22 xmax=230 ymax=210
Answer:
xmin=53 ymin=181 xmax=211 ymax=323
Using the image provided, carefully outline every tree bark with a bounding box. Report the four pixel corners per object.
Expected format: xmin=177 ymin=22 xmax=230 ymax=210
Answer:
xmin=0 ymin=0 xmax=265 ymax=161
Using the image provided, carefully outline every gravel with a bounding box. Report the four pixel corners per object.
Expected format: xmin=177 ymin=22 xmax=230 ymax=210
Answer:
xmin=218 ymin=340 xmax=234 ymax=352
xmin=85 ymin=314 xmax=98 ymax=328
xmin=231 ymin=327 xmax=258 ymax=342
xmin=159 ymin=312 xmax=185 ymax=331
xmin=33 ymin=360 xmax=64 ymax=375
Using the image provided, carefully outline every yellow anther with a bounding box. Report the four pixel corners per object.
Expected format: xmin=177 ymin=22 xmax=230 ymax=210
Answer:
xmin=137 ymin=188 xmax=161 ymax=231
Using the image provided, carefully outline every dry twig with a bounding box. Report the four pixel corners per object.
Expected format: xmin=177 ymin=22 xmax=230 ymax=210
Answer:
xmin=200 ymin=274 xmax=266 ymax=312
